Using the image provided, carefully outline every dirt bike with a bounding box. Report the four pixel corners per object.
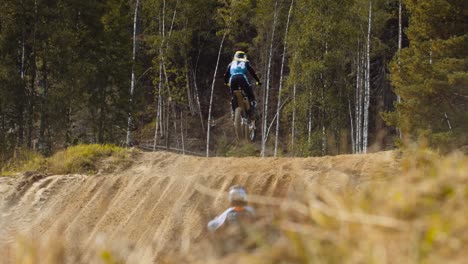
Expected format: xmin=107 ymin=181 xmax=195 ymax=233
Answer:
xmin=232 ymin=89 xmax=256 ymax=141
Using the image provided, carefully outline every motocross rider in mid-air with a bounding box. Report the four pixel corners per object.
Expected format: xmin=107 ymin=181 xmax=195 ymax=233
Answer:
xmin=224 ymin=51 xmax=262 ymax=122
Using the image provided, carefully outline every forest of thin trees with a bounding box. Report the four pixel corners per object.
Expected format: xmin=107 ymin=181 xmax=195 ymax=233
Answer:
xmin=1 ymin=0 xmax=466 ymax=161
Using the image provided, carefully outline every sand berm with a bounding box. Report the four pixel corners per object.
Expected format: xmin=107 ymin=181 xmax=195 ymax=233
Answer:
xmin=0 ymin=150 xmax=396 ymax=263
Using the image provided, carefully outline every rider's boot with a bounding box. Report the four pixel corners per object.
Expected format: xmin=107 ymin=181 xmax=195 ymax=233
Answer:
xmin=249 ymin=101 xmax=257 ymax=122
xmin=249 ymin=119 xmax=255 ymax=130
xmin=248 ymin=109 xmax=256 ymax=130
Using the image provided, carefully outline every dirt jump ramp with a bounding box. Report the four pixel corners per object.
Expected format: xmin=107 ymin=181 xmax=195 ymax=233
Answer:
xmin=0 ymin=151 xmax=396 ymax=263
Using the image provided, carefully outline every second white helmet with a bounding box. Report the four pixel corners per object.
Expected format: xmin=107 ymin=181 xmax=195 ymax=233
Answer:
xmin=228 ymin=185 xmax=248 ymax=203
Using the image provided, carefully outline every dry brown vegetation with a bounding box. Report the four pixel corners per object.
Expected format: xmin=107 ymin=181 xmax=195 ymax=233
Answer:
xmin=164 ymin=149 xmax=467 ymax=264
xmin=1 ymin=144 xmax=136 ymax=176
xmin=0 ymin=148 xmax=466 ymax=263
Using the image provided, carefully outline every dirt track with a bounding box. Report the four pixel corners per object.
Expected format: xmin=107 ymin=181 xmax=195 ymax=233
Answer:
xmin=0 ymin=151 xmax=397 ymax=263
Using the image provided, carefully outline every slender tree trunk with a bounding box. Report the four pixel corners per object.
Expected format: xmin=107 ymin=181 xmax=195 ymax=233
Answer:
xmin=363 ymin=0 xmax=372 ymax=154
xmin=397 ymin=0 xmax=402 ymax=139
xmin=160 ymin=61 xmax=175 ymax=150
xmin=356 ymin=41 xmax=365 ymax=153
xmin=21 ymin=30 xmax=25 ymax=80
xmin=165 ymin=98 xmax=171 ymax=149
xmin=180 ymin=111 xmax=185 ymax=155
xmin=166 ymin=0 xmax=177 ymax=41
xmin=155 ymin=1 xmax=178 ymax=149
xmin=321 ymin=84 xmax=326 ymax=156
xmin=154 ymin=2 xmax=173 ymax=150
xmin=321 ymin=41 xmax=328 ymax=156
xmin=153 ymin=63 xmax=163 ymax=151
xmin=429 ymin=38 xmax=433 ymax=65
xmin=126 ymin=0 xmax=140 ymax=147
xmin=291 ymin=83 xmax=296 ymax=154
xmin=349 ymin=98 xmax=355 ymax=154
xmin=444 ymin=113 xmax=452 ymax=130
xmin=265 ymin=97 xmax=290 ymax=141
xmin=16 ymin=28 xmax=26 ymax=147
xmin=274 ymin=0 xmax=293 ymax=157
xmin=355 ymin=45 xmax=360 ymax=153
xmin=185 ymin=66 xmax=195 ymax=115
xmin=38 ymin=51 xmax=49 ymax=155
xmin=65 ymin=105 xmax=73 ymax=146
xmin=27 ymin=34 xmax=37 ymax=148
xmin=174 ymin=109 xmax=179 ymax=149
xmin=27 ymin=57 xmax=36 ymax=149
xmin=308 ymin=109 xmax=312 ymax=145
xmin=260 ymin=45 xmax=269 ymax=141
xmin=192 ymin=70 xmax=205 ymax=132
xmin=160 ymin=5 xmax=166 ymax=139
xmin=206 ymin=26 xmax=228 ymax=157
xmin=261 ymin=0 xmax=279 ymax=157
xmin=308 ymin=88 xmax=312 ymax=145
xmin=161 ymin=98 xmax=165 ymax=137
xmin=359 ymin=44 xmax=365 ymax=153
xmin=397 ymin=0 xmax=402 ymax=79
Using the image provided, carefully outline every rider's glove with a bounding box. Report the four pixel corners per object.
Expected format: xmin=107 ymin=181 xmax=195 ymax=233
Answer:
xmin=225 ymin=83 xmax=230 ymax=87
xmin=256 ymin=81 xmax=262 ymax=86
xmin=251 ymin=101 xmax=257 ymax=108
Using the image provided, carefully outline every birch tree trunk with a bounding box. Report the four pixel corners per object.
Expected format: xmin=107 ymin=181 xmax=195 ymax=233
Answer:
xmin=206 ymin=29 xmax=228 ymax=157
xmin=186 ymin=66 xmax=195 ymax=115
xmin=161 ymin=61 xmax=175 ymax=150
xmin=397 ymin=0 xmax=402 ymax=139
xmin=355 ymin=41 xmax=365 ymax=153
xmin=274 ymin=0 xmax=293 ymax=157
xmin=429 ymin=38 xmax=433 ymax=65
xmin=363 ymin=0 xmax=372 ymax=154
xmin=321 ymin=86 xmax=326 ymax=155
xmin=155 ymin=2 xmax=178 ymax=150
xmin=308 ymin=88 xmax=312 ymax=145
xmin=38 ymin=51 xmax=49 ymax=155
xmin=321 ymin=42 xmax=328 ymax=156
xmin=444 ymin=113 xmax=452 ymax=130
xmin=261 ymin=0 xmax=279 ymax=157
xmin=27 ymin=1 xmax=38 ymax=148
xmin=17 ymin=28 xmax=26 ymax=146
xmin=192 ymin=70 xmax=205 ymax=132
xmin=21 ymin=31 xmax=25 ymax=80
xmin=359 ymin=44 xmax=365 ymax=153
xmin=126 ymin=0 xmax=139 ymax=147
xmin=291 ymin=83 xmax=296 ymax=154
xmin=165 ymin=97 xmax=171 ymax=149
xmin=180 ymin=111 xmax=185 ymax=155
xmin=153 ymin=63 xmax=163 ymax=150
xmin=349 ymin=98 xmax=355 ymax=154
xmin=355 ymin=45 xmax=360 ymax=153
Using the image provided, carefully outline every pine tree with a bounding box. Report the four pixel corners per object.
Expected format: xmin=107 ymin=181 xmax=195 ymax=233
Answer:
xmin=386 ymin=0 xmax=468 ymax=149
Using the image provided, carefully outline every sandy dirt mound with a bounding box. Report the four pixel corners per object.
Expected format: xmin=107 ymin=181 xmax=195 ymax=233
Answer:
xmin=0 ymin=151 xmax=397 ymax=263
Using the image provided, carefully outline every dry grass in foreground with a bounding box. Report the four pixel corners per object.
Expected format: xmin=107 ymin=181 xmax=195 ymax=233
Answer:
xmin=165 ymin=148 xmax=467 ymax=264
xmin=1 ymin=148 xmax=466 ymax=264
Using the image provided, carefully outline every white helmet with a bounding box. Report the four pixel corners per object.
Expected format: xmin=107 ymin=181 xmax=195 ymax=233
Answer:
xmin=228 ymin=185 xmax=248 ymax=203
xmin=233 ymin=51 xmax=248 ymax=62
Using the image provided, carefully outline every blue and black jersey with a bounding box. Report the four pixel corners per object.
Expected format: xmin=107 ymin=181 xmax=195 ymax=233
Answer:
xmin=224 ymin=60 xmax=260 ymax=85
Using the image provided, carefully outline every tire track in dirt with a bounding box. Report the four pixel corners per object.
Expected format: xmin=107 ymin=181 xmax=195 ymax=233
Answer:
xmin=0 ymin=151 xmax=397 ymax=263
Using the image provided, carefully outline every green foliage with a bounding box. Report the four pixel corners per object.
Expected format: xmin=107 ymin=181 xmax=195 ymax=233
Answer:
xmin=386 ymin=0 xmax=468 ymax=149
xmin=1 ymin=144 xmax=132 ymax=176
xmin=215 ymin=136 xmax=258 ymax=157
xmin=0 ymin=0 xmax=133 ymax=159
xmin=46 ymin=144 xmax=130 ymax=175
xmin=0 ymin=149 xmax=46 ymax=176
xmin=0 ymin=0 xmax=465 ymax=158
